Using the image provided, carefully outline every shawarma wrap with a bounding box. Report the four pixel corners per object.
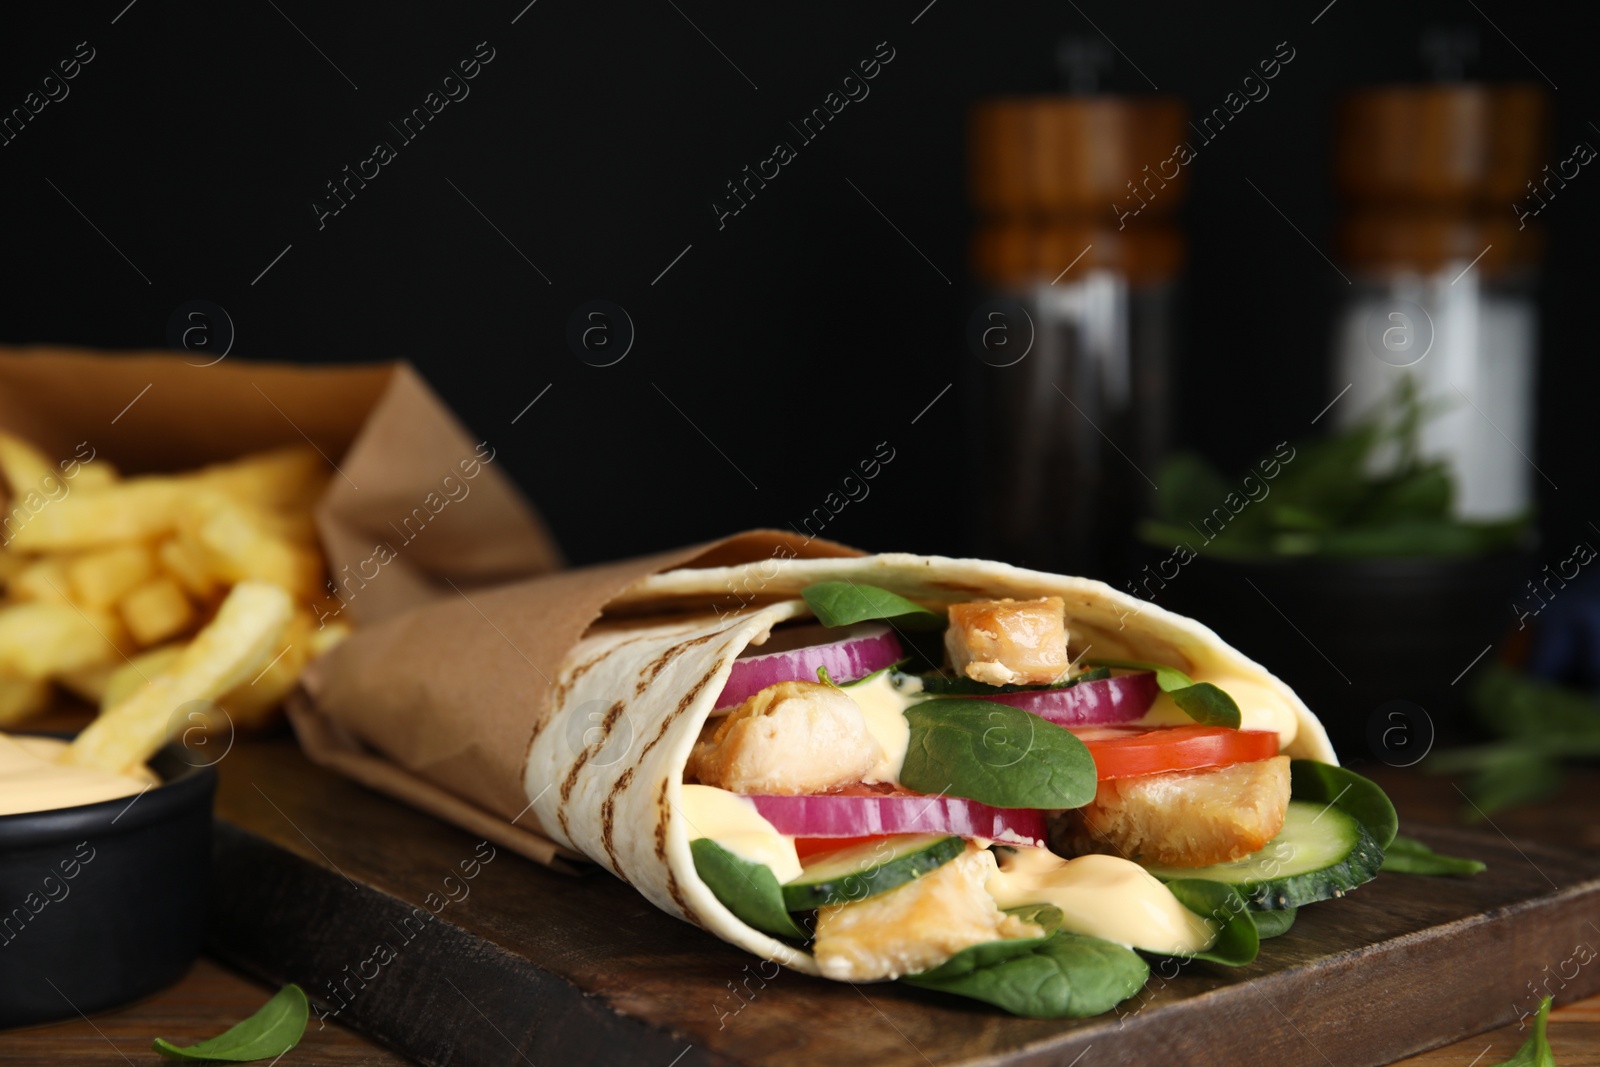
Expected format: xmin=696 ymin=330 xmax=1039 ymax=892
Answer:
xmin=296 ymin=532 xmax=1389 ymax=1019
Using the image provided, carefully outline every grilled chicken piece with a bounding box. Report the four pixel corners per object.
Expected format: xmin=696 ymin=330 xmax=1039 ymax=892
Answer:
xmin=1054 ymin=756 xmax=1291 ymax=868
xmin=944 ymin=596 xmax=1071 ymax=687
xmin=813 ymin=846 xmax=1042 ymax=981
xmin=687 ymin=681 xmax=883 ymax=795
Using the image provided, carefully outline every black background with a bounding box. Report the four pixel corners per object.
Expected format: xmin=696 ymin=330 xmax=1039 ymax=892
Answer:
xmin=1 ymin=0 xmax=1594 ymax=575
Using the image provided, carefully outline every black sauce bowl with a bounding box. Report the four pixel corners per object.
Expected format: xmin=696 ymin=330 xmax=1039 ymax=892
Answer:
xmin=0 ymin=737 xmax=216 ymax=1029
xmin=1138 ymin=549 xmax=1530 ymax=759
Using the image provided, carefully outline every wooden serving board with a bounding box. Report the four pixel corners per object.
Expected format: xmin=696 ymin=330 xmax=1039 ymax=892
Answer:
xmin=207 ymin=740 xmax=1600 ymax=1067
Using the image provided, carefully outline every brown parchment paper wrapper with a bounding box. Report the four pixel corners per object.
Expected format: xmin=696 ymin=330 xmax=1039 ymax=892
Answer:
xmin=293 ymin=531 xmax=864 ymax=871
xmin=0 ymin=346 xmax=562 ymax=623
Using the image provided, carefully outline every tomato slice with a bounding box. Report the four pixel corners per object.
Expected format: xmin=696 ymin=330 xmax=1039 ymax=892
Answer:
xmin=794 ymin=835 xmax=883 ymax=859
xmin=1070 ymin=725 xmax=1280 ymax=779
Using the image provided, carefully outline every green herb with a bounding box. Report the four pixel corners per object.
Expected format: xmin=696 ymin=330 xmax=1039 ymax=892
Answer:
xmin=153 ymin=984 xmax=308 ymax=1061
xmin=1380 ymin=834 xmax=1487 ymax=876
xmin=689 ymin=839 xmax=806 ymax=940
xmin=1289 ymin=760 xmax=1398 ymax=849
xmin=1249 ymin=907 xmax=1297 ymax=939
xmin=801 ymin=582 xmax=942 ymax=628
xmin=1164 ymin=879 xmax=1259 ymax=966
xmin=1140 ymin=378 xmax=1529 ymax=560
xmin=899 ymin=700 xmax=1098 ymax=809
xmin=901 ymin=931 xmax=1149 ymax=1019
xmin=1084 ymin=658 xmax=1242 ymax=729
xmin=1429 ymin=665 xmax=1600 ymax=820
xmin=1491 ymin=996 xmax=1557 ymax=1066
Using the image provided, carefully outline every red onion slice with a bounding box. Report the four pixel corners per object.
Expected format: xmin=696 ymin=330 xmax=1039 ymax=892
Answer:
xmin=715 ymin=623 xmax=904 ymax=709
xmin=967 ymin=672 xmax=1158 ymax=726
xmin=748 ymin=792 xmax=1047 ymax=847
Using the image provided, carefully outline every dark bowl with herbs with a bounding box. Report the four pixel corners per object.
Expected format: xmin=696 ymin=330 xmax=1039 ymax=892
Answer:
xmin=1132 ymin=401 xmax=1532 ymax=761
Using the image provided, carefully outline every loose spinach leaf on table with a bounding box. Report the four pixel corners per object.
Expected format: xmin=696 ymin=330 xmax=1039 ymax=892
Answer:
xmin=1164 ymin=879 xmax=1259 ymax=966
xmin=1249 ymin=907 xmax=1297 ymax=940
xmin=1491 ymin=996 xmax=1557 ymax=1066
xmin=1083 ymin=658 xmax=1242 ymax=729
xmin=899 ymin=700 xmax=1098 ymax=809
xmin=1289 ymin=759 xmax=1399 ymax=849
xmin=801 ymin=582 xmax=943 ymax=629
xmin=902 ymin=932 xmax=1150 ymax=1019
xmin=1429 ymin=665 xmax=1600 ymax=820
xmin=1380 ymin=834 xmax=1486 ymax=876
xmin=153 ymin=984 xmax=308 ymax=1062
xmin=690 ymin=839 xmax=806 ymax=939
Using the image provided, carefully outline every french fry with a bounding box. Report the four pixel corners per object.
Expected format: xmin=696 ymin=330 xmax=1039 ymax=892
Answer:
xmin=0 ymin=549 xmax=29 ymax=585
xmin=65 ymin=581 xmax=294 ymax=773
xmin=157 ymin=535 xmax=223 ymax=600
xmin=68 ymin=457 xmax=119 ymax=491
xmin=118 ymin=576 xmax=195 ymax=646
xmin=307 ymin=617 xmax=351 ymax=657
xmin=0 ymin=672 xmax=52 ymax=727
xmin=213 ymin=612 xmax=312 ymax=730
xmin=192 ymin=447 xmax=329 ymax=510
xmin=10 ymin=557 xmax=75 ymax=603
xmin=180 ymin=493 xmax=325 ymax=601
xmin=0 ymin=549 xmax=27 ymax=582
xmin=4 ymin=478 xmax=187 ymax=551
xmin=99 ymin=643 xmax=186 ymax=713
xmin=0 ymin=601 xmax=127 ymax=679
xmin=69 ymin=543 xmax=156 ymax=607
xmin=0 ymin=432 xmax=58 ymax=495
xmin=57 ymin=660 xmax=118 ymax=703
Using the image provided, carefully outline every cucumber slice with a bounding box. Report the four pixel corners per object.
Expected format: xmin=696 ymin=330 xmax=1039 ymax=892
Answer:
xmin=1141 ymin=800 xmax=1384 ymax=910
xmin=781 ymin=834 xmax=965 ymax=911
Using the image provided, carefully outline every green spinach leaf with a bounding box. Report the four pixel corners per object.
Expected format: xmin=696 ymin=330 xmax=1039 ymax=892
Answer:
xmin=1491 ymin=996 xmax=1556 ymax=1066
xmin=1249 ymin=907 xmax=1297 ymax=939
xmin=899 ymin=700 xmax=1097 ymax=809
xmin=1431 ymin=666 xmax=1600 ymax=820
xmin=1084 ymin=658 xmax=1242 ymax=729
xmin=903 ymin=931 xmax=1149 ymax=1018
xmin=1380 ymin=835 xmax=1486 ymax=876
xmin=1003 ymin=902 xmax=1063 ymax=934
xmin=802 ymin=582 xmax=942 ymax=628
xmin=153 ymin=984 xmax=308 ymax=1061
xmin=1164 ymin=879 xmax=1259 ymax=966
xmin=690 ymin=838 xmax=806 ymax=939
xmin=1289 ymin=760 xmax=1398 ymax=849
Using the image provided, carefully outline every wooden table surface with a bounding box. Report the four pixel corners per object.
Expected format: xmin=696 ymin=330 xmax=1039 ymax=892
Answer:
xmin=5 ymin=744 xmax=1599 ymax=1066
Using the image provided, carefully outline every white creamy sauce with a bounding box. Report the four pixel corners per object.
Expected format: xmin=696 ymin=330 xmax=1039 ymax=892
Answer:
xmin=845 ymin=671 xmax=920 ymax=786
xmin=0 ymin=734 xmax=152 ymax=816
xmin=1137 ymin=674 xmax=1299 ymax=751
xmin=678 ymin=783 xmax=802 ymax=883
xmin=986 ymin=847 xmax=1216 ymax=954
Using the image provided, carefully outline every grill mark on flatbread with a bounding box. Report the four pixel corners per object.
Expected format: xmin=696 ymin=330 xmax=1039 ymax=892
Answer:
xmin=559 ymin=742 xmax=593 ymax=804
xmin=635 ymin=652 xmax=727 ymax=767
xmin=601 ymin=764 xmax=636 ymax=876
xmin=635 ymin=632 xmax=720 ymax=695
xmin=654 ymin=778 xmax=671 ymax=865
xmin=552 ymin=629 xmax=664 ymax=707
xmin=557 ymin=697 xmax=626 ymax=810
xmin=655 ymin=777 xmax=696 ymax=921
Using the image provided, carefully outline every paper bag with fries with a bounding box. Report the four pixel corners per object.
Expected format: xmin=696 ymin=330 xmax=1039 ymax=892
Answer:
xmin=0 ymin=346 xmax=561 ymax=774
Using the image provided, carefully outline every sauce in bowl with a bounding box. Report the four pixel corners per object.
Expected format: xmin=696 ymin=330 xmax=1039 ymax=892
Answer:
xmin=0 ymin=734 xmax=154 ymax=816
